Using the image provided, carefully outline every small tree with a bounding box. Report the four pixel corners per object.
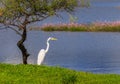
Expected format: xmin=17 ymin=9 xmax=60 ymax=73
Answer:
xmin=0 ymin=0 xmax=85 ymax=64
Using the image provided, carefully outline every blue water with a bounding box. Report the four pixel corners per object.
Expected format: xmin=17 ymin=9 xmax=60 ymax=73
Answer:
xmin=1 ymin=30 xmax=120 ymax=74
xmin=29 ymin=0 xmax=120 ymax=27
xmin=1 ymin=0 xmax=120 ymax=74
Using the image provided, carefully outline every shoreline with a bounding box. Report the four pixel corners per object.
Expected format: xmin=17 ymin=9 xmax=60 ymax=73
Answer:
xmin=30 ymin=21 xmax=120 ymax=32
xmin=1 ymin=63 xmax=120 ymax=84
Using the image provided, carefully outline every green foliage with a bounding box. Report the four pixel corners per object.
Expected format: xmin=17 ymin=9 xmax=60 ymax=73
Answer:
xmin=41 ymin=26 xmax=87 ymax=32
xmin=40 ymin=23 xmax=120 ymax=32
xmin=0 ymin=0 xmax=80 ymax=27
xmin=0 ymin=63 xmax=120 ymax=84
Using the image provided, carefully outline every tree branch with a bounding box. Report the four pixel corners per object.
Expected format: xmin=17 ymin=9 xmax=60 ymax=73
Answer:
xmin=8 ymin=26 xmax=22 ymax=36
xmin=0 ymin=24 xmax=22 ymax=36
xmin=27 ymin=15 xmax=50 ymax=24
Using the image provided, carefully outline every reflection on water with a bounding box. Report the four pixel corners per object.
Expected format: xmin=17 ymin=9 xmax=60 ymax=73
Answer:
xmin=1 ymin=30 xmax=120 ymax=74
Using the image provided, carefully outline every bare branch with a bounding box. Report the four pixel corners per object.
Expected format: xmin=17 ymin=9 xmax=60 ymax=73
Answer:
xmin=0 ymin=27 xmax=7 ymax=30
xmin=0 ymin=24 xmax=22 ymax=36
xmin=27 ymin=15 xmax=50 ymax=24
xmin=7 ymin=26 xmax=22 ymax=36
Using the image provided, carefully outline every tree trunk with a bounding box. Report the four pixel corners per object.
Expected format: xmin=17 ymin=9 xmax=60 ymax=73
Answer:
xmin=17 ymin=27 xmax=29 ymax=64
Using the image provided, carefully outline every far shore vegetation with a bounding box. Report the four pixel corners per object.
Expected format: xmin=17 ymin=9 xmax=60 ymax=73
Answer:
xmin=1 ymin=63 xmax=120 ymax=84
xmin=30 ymin=21 xmax=120 ymax=32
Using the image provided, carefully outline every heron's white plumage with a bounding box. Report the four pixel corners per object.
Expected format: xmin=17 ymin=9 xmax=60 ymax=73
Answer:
xmin=37 ymin=37 xmax=57 ymax=65
xmin=37 ymin=49 xmax=46 ymax=65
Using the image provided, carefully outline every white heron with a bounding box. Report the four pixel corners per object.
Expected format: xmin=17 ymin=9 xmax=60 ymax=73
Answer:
xmin=37 ymin=37 xmax=57 ymax=65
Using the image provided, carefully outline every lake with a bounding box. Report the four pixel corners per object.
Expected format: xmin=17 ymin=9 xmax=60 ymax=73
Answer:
xmin=1 ymin=30 xmax=120 ymax=74
xmin=1 ymin=0 xmax=120 ymax=74
xmin=31 ymin=0 xmax=120 ymax=27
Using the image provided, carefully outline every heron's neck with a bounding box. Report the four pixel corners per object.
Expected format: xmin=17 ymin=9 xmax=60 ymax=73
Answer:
xmin=45 ymin=40 xmax=50 ymax=53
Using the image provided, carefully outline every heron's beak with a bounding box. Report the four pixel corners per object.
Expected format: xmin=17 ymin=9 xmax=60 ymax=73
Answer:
xmin=51 ymin=38 xmax=57 ymax=40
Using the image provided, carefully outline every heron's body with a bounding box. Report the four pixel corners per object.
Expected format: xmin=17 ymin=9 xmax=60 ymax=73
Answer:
xmin=37 ymin=49 xmax=46 ymax=65
xmin=37 ymin=37 xmax=57 ymax=65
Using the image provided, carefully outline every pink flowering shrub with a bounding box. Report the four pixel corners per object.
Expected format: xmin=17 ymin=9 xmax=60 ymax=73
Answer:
xmin=90 ymin=21 xmax=120 ymax=32
xmin=92 ymin=21 xmax=120 ymax=27
xmin=31 ymin=21 xmax=120 ymax=32
xmin=40 ymin=22 xmax=87 ymax=31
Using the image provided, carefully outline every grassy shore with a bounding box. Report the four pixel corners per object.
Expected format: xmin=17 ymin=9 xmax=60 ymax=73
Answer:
xmin=30 ymin=21 xmax=120 ymax=32
xmin=0 ymin=63 xmax=120 ymax=84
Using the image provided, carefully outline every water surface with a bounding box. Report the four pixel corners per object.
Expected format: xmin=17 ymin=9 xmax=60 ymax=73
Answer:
xmin=1 ymin=30 xmax=120 ymax=74
xmin=1 ymin=0 xmax=120 ymax=74
xmin=30 ymin=0 xmax=120 ymax=27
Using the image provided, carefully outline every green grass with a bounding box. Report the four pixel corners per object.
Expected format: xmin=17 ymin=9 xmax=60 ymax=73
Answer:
xmin=31 ymin=22 xmax=120 ymax=32
xmin=41 ymin=26 xmax=88 ymax=32
xmin=88 ymin=25 xmax=120 ymax=32
xmin=41 ymin=25 xmax=120 ymax=32
xmin=0 ymin=63 xmax=120 ymax=84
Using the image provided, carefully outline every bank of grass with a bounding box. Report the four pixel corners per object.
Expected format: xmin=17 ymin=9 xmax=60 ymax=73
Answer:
xmin=41 ymin=26 xmax=120 ymax=32
xmin=0 ymin=63 xmax=120 ymax=84
xmin=32 ymin=22 xmax=120 ymax=32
